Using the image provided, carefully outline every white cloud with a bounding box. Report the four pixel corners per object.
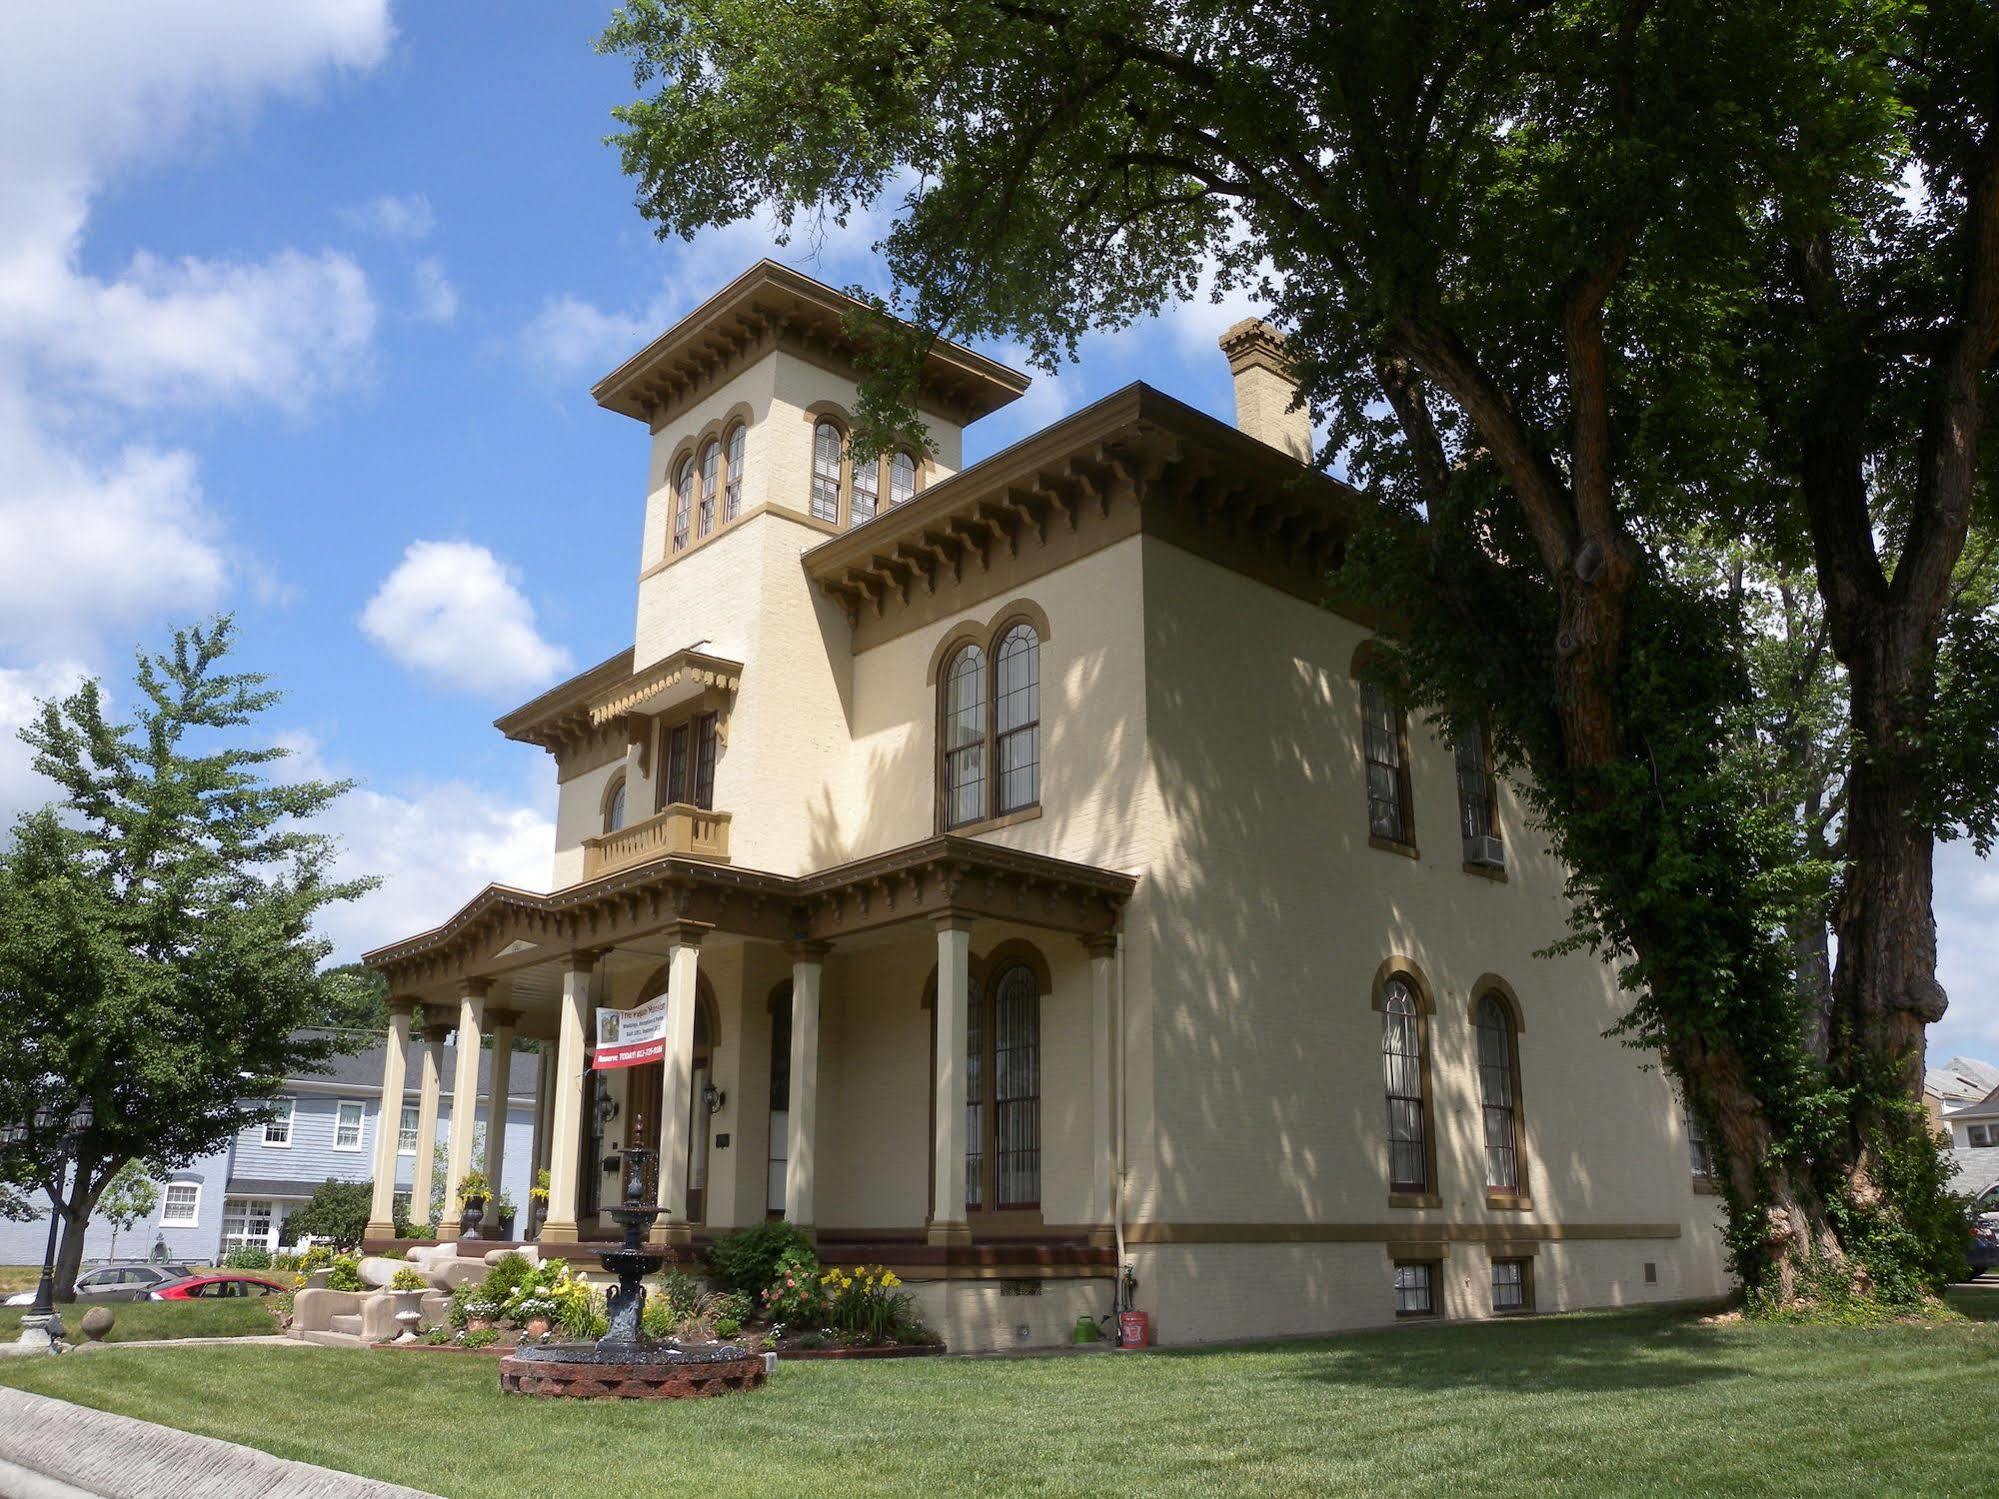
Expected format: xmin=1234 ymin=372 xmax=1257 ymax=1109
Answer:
xmin=339 ymin=193 xmax=435 ymax=241
xmin=411 ymin=256 xmax=459 ymax=325
xmin=360 ymin=541 xmax=574 ymax=697
xmin=0 ymin=659 xmax=92 ymax=827
xmin=518 ymin=292 xmax=657 ymax=381
xmin=0 ymin=385 xmax=230 ymax=658
xmin=0 ymin=1 xmax=390 ymax=671
xmin=278 ymin=732 xmax=551 ymax=961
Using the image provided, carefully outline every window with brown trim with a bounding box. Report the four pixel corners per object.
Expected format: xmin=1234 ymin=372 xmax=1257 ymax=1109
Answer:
xmin=603 ymin=774 xmax=628 ymax=835
xmin=939 ymin=622 xmax=1041 ymax=829
xmin=698 ymin=439 xmax=720 ymax=537
xmin=1361 ymin=681 xmax=1412 ymax=844
xmin=1475 ymin=994 xmax=1521 ymax=1191
xmin=941 ymin=644 xmax=988 ymax=828
xmin=962 ymin=962 xmax=1041 ymax=1211
xmin=657 ymin=711 xmax=720 ymax=812
xmin=671 ymin=455 xmax=695 ymax=552
xmin=1491 ymin=1257 xmax=1531 ymax=1313
xmin=1683 ymin=1095 xmax=1718 ymax=1182
xmin=1381 ymin=979 xmax=1430 ymax=1192
xmin=850 ymin=444 xmax=879 ymax=524
xmin=724 ymin=423 xmax=746 ymax=521
xmin=811 ymin=419 xmax=843 ymax=523
xmin=889 ymin=450 xmax=917 ymax=507
xmin=1456 ymin=724 xmax=1501 ymax=866
xmin=1393 ymin=1260 xmax=1437 ymax=1317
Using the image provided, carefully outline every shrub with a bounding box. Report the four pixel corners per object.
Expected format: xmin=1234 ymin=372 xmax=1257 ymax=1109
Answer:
xmin=495 ymin=1258 xmax=570 ymax=1327
xmin=478 ymin=1252 xmax=536 ymax=1306
xmin=551 ymin=1271 xmax=605 ymax=1339
xmin=460 ymin=1326 xmax=501 ymax=1349
xmin=820 ymin=1265 xmax=928 ymax=1345
xmin=222 ymin=1246 xmax=271 ymax=1270
xmin=389 ymin=1266 xmax=429 ymax=1292
xmin=279 ymin=1179 xmax=371 ymax=1251
xmin=714 ymin=1315 xmax=742 ymax=1339
xmin=455 ymin=1169 xmax=490 ymax=1201
xmin=705 ymin=1220 xmax=815 ymax=1298
xmin=326 ymin=1254 xmax=364 ymax=1293
xmin=761 ymin=1245 xmax=825 ymax=1326
xmin=298 ymin=1245 xmax=333 ymax=1272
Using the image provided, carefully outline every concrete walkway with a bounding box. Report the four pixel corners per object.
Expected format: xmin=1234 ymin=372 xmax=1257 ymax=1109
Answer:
xmin=0 ymin=1386 xmax=443 ymax=1499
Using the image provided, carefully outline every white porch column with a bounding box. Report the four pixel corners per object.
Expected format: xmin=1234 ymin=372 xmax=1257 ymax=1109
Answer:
xmin=785 ymin=941 xmax=830 ymax=1234
xmin=365 ymin=998 xmax=415 ymax=1239
xmin=408 ymin=1016 xmax=448 ymax=1234
xmin=483 ymin=1006 xmax=519 ymax=1231
xmin=1083 ymin=934 xmax=1119 ymax=1248
xmin=652 ymin=923 xmax=710 ymax=1246
xmin=443 ymin=980 xmax=489 ymax=1233
xmin=929 ymin=913 xmax=975 ymax=1246
xmin=541 ymin=950 xmax=599 ymax=1244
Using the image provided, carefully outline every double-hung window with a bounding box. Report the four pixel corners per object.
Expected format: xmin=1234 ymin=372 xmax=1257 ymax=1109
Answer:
xmin=334 ymin=1100 xmax=365 ymax=1152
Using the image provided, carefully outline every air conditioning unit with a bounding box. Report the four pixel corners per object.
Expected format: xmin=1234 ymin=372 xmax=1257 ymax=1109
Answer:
xmin=1463 ymin=834 xmax=1504 ymax=868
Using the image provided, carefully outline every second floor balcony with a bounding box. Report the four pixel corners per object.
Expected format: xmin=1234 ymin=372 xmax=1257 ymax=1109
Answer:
xmin=582 ymin=803 xmax=732 ymax=880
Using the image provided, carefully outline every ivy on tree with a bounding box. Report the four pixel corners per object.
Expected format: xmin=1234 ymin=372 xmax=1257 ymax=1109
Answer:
xmin=599 ymin=0 xmax=1998 ymax=1305
xmin=0 ymin=619 xmax=373 ymax=1299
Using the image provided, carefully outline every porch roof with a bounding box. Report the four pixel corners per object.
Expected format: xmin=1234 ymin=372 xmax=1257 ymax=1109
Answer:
xmin=360 ymin=835 xmax=1135 ymax=998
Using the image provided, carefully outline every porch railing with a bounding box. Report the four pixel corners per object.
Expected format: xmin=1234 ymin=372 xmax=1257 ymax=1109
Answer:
xmin=582 ymin=803 xmax=731 ymax=877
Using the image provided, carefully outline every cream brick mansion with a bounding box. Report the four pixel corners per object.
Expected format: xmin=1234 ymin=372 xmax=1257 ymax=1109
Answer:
xmin=359 ymin=260 xmax=1728 ymax=1350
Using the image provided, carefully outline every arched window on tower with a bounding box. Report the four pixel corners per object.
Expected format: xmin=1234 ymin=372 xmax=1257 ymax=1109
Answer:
xmin=1381 ymin=978 xmax=1430 ymax=1193
xmin=810 ymin=420 xmax=843 ymax=523
xmin=671 ymin=456 xmax=694 ymax=552
xmin=724 ymin=423 xmax=746 ymax=521
xmin=698 ymin=439 xmax=720 ymax=536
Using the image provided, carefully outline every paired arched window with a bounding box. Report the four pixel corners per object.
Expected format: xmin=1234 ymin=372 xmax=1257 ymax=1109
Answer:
xmin=667 ymin=420 xmax=749 ymax=554
xmin=939 ymin=619 xmax=1041 ymax=829
xmin=807 ymin=416 xmax=919 ymax=528
xmin=603 ymin=775 xmax=628 ymax=835
xmin=1475 ymin=994 xmax=1521 ymax=1191
xmin=1380 ymin=977 xmax=1431 ymax=1193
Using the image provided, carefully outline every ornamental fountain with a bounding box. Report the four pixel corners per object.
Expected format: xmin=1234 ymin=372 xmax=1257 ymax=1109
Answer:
xmin=498 ymin=1146 xmax=765 ymax=1400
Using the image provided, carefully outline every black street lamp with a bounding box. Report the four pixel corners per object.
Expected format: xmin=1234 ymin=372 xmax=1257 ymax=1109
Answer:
xmin=2 ymin=1097 xmax=94 ymax=1351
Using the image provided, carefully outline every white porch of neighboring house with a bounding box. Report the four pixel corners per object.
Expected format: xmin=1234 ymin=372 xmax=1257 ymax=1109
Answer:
xmin=361 ymin=839 xmax=1134 ymax=1350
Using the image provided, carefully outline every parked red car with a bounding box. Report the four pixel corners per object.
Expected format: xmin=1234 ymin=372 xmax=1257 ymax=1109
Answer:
xmin=150 ymin=1273 xmax=287 ymax=1300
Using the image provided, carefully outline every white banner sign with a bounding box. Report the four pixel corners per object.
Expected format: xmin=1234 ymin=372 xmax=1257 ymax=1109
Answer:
xmin=593 ymin=994 xmax=668 ymax=1070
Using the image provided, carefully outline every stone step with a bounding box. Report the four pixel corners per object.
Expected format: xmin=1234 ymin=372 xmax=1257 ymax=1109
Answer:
xmin=295 ymin=1328 xmax=369 ymax=1349
xmin=328 ymin=1314 xmax=363 ymax=1336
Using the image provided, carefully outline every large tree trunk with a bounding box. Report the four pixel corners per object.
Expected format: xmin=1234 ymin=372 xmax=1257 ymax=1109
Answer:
xmin=51 ymin=1155 xmax=112 ymax=1302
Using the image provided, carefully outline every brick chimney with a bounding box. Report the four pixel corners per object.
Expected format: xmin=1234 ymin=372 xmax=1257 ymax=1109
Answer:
xmin=1218 ymin=319 xmax=1312 ymax=462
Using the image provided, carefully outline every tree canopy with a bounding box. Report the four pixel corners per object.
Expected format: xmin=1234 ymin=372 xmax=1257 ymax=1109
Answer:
xmin=600 ymin=0 xmax=1998 ymax=1304
xmin=0 ymin=619 xmax=373 ymax=1297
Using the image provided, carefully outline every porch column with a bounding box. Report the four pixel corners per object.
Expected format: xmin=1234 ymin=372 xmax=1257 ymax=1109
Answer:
xmin=1083 ymin=934 xmax=1119 ymax=1248
xmin=652 ymin=923 xmax=711 ymax=1246
xmin=785 ymin=941 xmax=831 ymax=1234
xmin=443 ymin=980 xmax=489 ymax=1231
xmin=365 ymin=998 xmax=416 ymax=1239
xmin=929 ymin=913 xmax=975 ymax=1247
xmin=408 ymin=1015 xmax=448 ymax=1233
xmin=540 ymin=950 xmax=600 ymax=1244
xmin=483 ymin=1006 xmax=519 ymax=1230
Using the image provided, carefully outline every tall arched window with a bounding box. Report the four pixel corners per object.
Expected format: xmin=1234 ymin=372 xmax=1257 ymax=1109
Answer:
xmin=850 ymin=445 xmax=879 ymax=524
xmin=698 ymin=439 xmax=720 ymax=536
xmin=994 ymin=624 xmax=1040 ymax=813
xmin=1361 ymin=681 xmax=1412 ymax=845
xmin=941 ymin=644 xmax=987 ymax=828
xmin=1381 ymin=978 xmax=1430 ymax=1193
xmin=1475 ymin=994 xmax=1520 ymax=1190
xmin=724 ymin=423 xmax=746 ymax=520
xmin=603 ymin=775 xmax=627 ymax=834
xmin=671 ymin=456 xmax=695 ymax=552
xmin=810 ymin=420 xmax=843 ymax=523
xmin=889 ymin=450 xmax=916 ymax=507
xmin=989 ymin=963 xmax=1041 ymax=1209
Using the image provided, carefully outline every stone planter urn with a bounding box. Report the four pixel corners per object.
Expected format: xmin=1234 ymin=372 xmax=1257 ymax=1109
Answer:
xmin=459 ymin=1196 xmax=487 ymax=1240
xmin=390 ymin=1290 xmax=426 ymax=1344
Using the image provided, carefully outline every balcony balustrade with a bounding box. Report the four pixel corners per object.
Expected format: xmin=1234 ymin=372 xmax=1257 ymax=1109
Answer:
xmin=582 ymin=803 xmax=731 ymax=878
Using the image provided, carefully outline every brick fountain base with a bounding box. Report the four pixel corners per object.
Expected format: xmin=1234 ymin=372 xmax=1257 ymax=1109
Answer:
xmin=499 ymin=1343 xmax=766 ymax=1400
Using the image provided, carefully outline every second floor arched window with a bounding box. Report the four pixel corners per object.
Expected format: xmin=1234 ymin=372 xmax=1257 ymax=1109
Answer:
xmin=724 ymin=422 xmax=746 ymax=520
xmin=603 ymin=774 xmax=628 ymax=835
xmin=1361 ymin=680 xmax=1413 ymax=845
xmin=938 ymin=618 xmax=1044 ymax=830
xmin=941 ymin=643 xmax=987 ymax=828
xmin=889 ymin=450 xmax=916 ymax=507
xmin=994 ymin=624 xmax=1040 ymax=813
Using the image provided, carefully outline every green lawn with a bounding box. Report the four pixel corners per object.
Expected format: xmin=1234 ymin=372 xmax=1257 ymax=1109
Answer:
xmin=0 ymin=1298 xmax=277 ymax=1343
xmin=1 ymin=1294 xmax=1996 ymax=1497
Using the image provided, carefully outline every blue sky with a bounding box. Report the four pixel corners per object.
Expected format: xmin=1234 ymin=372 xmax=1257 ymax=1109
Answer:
xmin=2 ymin=3 xmax=1993 ymax=1065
